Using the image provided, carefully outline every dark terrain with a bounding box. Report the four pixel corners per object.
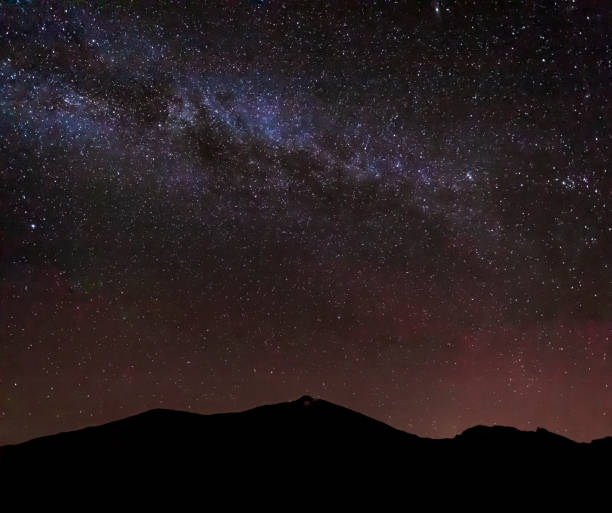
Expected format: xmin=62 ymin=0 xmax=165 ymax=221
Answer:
xmin=1 ymin=396 xmax=610 ymax=497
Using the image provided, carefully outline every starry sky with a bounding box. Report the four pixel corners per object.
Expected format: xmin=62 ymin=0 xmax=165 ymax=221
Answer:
xmin=1 ymin=0 xmax=610 ymax=445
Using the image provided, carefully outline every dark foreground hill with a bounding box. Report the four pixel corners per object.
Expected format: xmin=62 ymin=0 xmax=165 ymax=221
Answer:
xmin=1 ymin=396 xmax=610 ymax=500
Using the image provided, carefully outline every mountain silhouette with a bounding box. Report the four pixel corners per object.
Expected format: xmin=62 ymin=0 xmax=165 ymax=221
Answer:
xmin=1 ymin=396 xmax=609 ymax=499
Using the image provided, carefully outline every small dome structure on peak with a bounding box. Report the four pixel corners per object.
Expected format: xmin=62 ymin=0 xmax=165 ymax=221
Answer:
xmin=297 ymin=395 xmax=315 ymax=407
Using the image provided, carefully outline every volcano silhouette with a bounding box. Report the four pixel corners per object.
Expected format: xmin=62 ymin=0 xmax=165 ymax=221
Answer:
xmin=1 ymin=396 xmax=609 ymax=495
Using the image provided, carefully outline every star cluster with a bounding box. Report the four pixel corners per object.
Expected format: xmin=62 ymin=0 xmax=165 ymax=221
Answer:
xmin=1 ymin=0 xmax=610 ymax=443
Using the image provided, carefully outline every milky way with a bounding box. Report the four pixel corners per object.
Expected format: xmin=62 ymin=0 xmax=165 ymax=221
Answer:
xmin=1 ymin=0 xmax=610 ymax=444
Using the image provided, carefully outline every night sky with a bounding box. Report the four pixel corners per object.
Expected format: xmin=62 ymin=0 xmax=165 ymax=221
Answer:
xmin=1 ymin=0 xmax=610 ymax=445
